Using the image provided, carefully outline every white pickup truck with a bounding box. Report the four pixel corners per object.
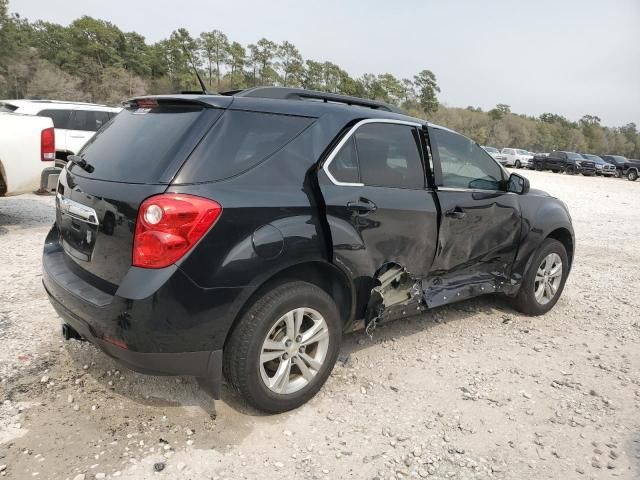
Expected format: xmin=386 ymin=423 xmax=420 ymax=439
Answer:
xmin=0 ymin=112 xmax=60 ymax=196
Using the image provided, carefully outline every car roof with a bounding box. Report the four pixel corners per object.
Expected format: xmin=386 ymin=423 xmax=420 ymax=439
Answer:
xmin=129 ymin=87 xmax=456 ymax=132
xmin=1 ymin=99 xmax=121 ymax=112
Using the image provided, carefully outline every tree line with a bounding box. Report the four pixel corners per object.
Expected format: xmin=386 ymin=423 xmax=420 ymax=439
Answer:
xmin=0 ymin=1 xmax=638 ymax=158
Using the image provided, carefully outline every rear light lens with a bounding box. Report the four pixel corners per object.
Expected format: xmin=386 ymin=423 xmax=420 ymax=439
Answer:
xmin=41 ymin=127 xmax=55 ymax=161
xmin=133 ymin=194 xmax=222 ymax=268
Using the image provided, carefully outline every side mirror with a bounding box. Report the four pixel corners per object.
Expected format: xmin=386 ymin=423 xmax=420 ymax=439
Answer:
xmin=507 ymin=172 xmax=530 ymax=194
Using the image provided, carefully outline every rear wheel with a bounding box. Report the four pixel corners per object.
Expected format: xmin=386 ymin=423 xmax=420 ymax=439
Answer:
xmin=614 ymin=169 xmax=622 ymax=178
xmin=223 ymin=281 xmax=341 ymax=413
xmin=628 ymin=169 xmax=638 ymax=181
xmin=565 ymin=165 xmax=575 ymax=175
xmin=511 ymin=238 xmax=569 ymax=315
xmin=515 ymin=160 xmax=521 ymax=169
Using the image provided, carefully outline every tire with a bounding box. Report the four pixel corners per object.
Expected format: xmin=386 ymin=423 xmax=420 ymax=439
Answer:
xmin=515 ymin=160 xmax=521 ymax=169
xmin=511 ymin=238 xmax=569 ymax=316
xmin=628 ymin=170 xmax=638 ymax=181
xmin=223 ymin=281 xmax=341 ymax=413
xmin=614 ymin=169 xmax=622 ymax=178
xmin=565 ymin=166 xmax=575 ymax=175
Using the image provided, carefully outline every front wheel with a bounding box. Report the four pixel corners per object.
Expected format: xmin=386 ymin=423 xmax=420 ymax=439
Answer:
xmin=223 ymin=281 xmax=341 ymax=413
xmin=614 ymin=169 xmax=622 ymax=178
xmin=511 ymin=238 xmax=569 ymax=315
xmin=628 ymin=170 xmax=638 ymax=181
xmin=515 ymin=160 xmax=521 ymax=169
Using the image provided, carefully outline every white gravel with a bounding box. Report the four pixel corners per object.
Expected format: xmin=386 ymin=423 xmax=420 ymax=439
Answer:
xmin=0 ymin=170 xmax=639 ymax=479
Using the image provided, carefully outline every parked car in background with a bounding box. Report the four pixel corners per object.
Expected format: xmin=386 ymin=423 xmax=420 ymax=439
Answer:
xmin=501 ymin=148 xmax=533 ymax=168
xmin=0 ymin=112 xmax=57 ymax=196
xmin=481 ymin=146 xmax=507 ymax=164
xmin=0 ymin=100 xmax=121 ymax=162
xmin=536 ymin=151 xmax=596 ymax=175
xmin=580 ymin=153 xmax=616 ymax=177
xmin=600 ymin=155 xmax=640 ymax=180
xmin=42 ymin=87 xmax=574 ymax=413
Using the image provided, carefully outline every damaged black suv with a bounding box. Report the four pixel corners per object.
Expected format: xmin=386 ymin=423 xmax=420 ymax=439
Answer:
xmin=43 ymin=87 xmax=574 ymax=412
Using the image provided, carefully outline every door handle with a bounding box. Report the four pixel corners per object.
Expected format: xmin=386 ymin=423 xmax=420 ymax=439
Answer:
xmin=347 ymin=199 xmax=377 ymax=214
xmin=445 ymin=206 xmax=466 ymax=219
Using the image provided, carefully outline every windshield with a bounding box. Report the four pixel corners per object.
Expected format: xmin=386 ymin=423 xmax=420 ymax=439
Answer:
xmin=566 ymin=152 xmax=583 ymax=160
xmin=516 ymin=149 xmax=529 ymax=155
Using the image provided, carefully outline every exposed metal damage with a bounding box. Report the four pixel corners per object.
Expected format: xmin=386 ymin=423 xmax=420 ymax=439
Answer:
xmin=364 ymin=264 xmax=521 ymax=336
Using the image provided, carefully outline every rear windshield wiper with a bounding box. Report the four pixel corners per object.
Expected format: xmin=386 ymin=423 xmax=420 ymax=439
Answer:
xmin=67 ymin=155 xmax=95 ymax=173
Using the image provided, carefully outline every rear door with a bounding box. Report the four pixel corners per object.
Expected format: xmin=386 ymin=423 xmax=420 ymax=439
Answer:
xmin=318 ymin=119 xmax=439 ymax=310
xmin=427 ymin=126 xmax=522 ymax=305
xmin=66 ymin=109 xmax=112 ymax=154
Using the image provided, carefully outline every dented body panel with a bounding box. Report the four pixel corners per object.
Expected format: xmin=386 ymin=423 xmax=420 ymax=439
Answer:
xmin=317 ymin=123 xmax=574 ymax=327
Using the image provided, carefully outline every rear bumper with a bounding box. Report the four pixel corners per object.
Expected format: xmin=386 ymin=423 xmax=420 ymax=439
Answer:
xmin=45 ymin=287 xmax=222 ymax=396
xmin=39 ymin=166 xmax=62 ymax=192
xmin=42 ymin=224 xmax=248 ymax=397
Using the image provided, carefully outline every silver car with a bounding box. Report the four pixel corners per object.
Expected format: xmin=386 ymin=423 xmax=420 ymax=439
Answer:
xmin=482 ymin=146 xmax=508 ymax=165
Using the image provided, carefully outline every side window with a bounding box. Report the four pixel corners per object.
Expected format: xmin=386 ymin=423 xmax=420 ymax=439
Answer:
xmin=37 ymin=109 xmax=72 ymax=129
xmin=69 ymin=110 xmax=111 ymax=132
xmin=431 ymin=128 xmax=504 ymax=190
xmin=327 ymin=136 xmax=359 ymax=183
xmin=178 ymin=110 xmax=314 ymax=182
xmin=354 ymin=123 xmax=424 ymax=189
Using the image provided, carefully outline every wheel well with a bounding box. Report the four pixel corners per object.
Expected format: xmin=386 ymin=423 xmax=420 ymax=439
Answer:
xmin=547 ymin=228 xmax=573 ymax=267
xmin=224 ymin=262 xmax=354 ymax=348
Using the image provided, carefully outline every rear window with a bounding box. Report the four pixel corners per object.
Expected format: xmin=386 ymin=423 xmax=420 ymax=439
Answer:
xmin=72 ymin=103 xmax=213 ymax=183
xmin=177 ymin=110 xmax=314 ymax=183
xmin=69 ymin=110 xmax=112 ymax=132
xmin=38 ymin=109 xmax=72 ymax=129
xmin=0 ymin=103 xmax=18 ymax=113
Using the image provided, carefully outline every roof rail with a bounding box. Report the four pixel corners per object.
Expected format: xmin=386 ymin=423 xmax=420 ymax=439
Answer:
xmin=224 ymin=87 xmax=403 ymax=113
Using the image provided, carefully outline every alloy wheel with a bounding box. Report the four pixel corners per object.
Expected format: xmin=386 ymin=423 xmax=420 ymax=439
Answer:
xmin=534 ymin=253 xmax=563 ymax=305
xmin=259 ymin=307 xmax=330 ymax=394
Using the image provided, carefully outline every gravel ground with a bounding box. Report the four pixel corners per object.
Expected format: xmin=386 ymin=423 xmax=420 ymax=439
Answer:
xmin=0 ymin=170 xmax=638 ymax=480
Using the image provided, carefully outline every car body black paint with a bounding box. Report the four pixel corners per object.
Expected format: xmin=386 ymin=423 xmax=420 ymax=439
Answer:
xmin=43 ymin=90 xmax=574 ymax=397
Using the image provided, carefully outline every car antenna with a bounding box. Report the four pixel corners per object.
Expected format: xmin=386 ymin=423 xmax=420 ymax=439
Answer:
xmin=182 ymin=46 xmax=209 ymax=94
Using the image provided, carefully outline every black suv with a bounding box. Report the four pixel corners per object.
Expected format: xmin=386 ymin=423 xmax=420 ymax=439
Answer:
xmin=43 ymin=87 xmax=574 ymax=412
xmin=600 ymin=155 xmax=640 ymax=181
xmin=534 ymin=150 xmax=596 ymax=175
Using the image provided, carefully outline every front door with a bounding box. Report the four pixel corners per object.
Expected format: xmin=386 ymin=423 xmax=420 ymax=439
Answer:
xmin=426 ymin=126 xmax=522 ymax=306
xmin=318 ymin=120 xmax=439 ymax=316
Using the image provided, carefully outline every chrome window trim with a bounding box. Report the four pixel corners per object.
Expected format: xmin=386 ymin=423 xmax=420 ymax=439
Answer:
xmin=437 ymin=186 xmax=512 ymax=194
xmin=322 ymin=118 xmax=424 ymax=187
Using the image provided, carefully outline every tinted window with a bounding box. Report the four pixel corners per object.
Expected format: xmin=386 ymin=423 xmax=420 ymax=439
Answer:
xmin=74 ymin=103 xmax=210 ymax=183
xmin=432 ymin=128 xmax=504 ymax=190
xmin=181 ymin=110 xmax=314 ymax=182
xmin=354 ymin=123 xmax=424 ymax=189
xmin=38 ymin=109 xmax=72 ymax=129
xmin=0 ymin=103 xmax=18 ymax=113
xmin=566 ymin=152 xmax=582 ymax=160
xmin=69 ymin=110 xmax=112 ymax=132
xmin=328 ymin=136 xmax=359 ymax=183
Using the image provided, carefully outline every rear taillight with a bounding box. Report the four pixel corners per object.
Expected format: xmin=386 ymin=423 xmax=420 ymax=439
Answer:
xmin=41 ymin=127 xmax=55 ymax=161
xmin=133 ymin=194 xmax=222 ymax=269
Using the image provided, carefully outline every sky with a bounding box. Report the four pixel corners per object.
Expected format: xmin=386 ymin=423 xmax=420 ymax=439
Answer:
xmin=11 ymin=0 xmax=640 ymax=127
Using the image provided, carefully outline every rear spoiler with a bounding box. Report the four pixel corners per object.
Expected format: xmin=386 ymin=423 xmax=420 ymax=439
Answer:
xmin=124 ymin=95 xmax=233 ymax=110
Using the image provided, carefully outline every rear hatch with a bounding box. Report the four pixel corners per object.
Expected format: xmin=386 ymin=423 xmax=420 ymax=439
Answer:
xmin=55 ymin=97 xmax=226 ymax=287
